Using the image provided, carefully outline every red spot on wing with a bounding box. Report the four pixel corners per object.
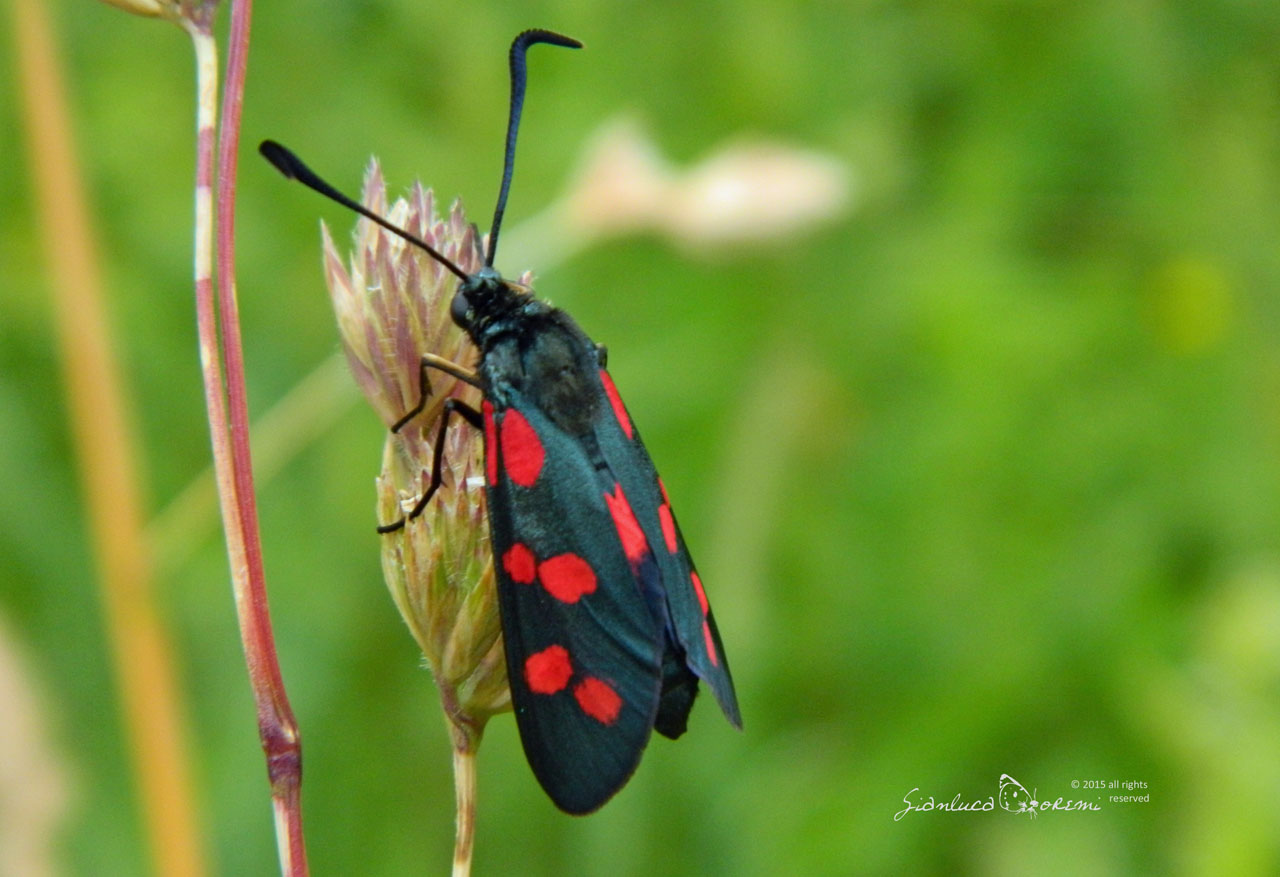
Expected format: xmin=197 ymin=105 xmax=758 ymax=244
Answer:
xmin=500 ymin=408 xmax=544 ymax=487
xmin=574 ymin=677 xmax=623 ymax=724
xmin=525 ymin=645 xmax=573 ymax=694
xmin=502 ymin=543 xmax=537 ymax=584
xmin=537 ymin=553 xmax=597 ymax=603
xmin=604 ymin=484 xmax=649 ymax=565
xmin=482 ymin=401 xmax=498 ymax=485
xmin=656 ymin=478 xmax=678 ymax=552
xmin=599 ymin=370 xmax=633 ymax=440
xmin=701 ymin=622 xmax=721 ymax=665
xmin=658 ymin=504 xmax=677 ymax=553
xmin=690 ymin=571 xmax=710 ymax=615
xmin=690 ymin=571 xmax=718 ymax=665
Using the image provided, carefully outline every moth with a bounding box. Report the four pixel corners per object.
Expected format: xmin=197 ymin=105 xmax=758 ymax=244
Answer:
xmin=262 ymin=29 xmax=740 ymax=814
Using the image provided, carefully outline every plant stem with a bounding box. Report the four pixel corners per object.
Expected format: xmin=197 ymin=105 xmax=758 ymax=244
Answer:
xmin=450 ymin=720 xmax=479 ymax=877
xmin=12 ymin=0 xmax=206 ymax=873
xmin=190 ymin=0 xmax=309 ymax=870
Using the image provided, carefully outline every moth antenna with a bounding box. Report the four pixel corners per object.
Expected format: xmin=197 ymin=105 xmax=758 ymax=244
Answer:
xmin=259 ymin=139 xmax=470 ymax=281
xmin=485 ymin=29 xmax=583 ymax=267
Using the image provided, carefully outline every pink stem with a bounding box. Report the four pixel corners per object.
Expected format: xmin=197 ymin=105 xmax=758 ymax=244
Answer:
xmin=210 ymin=0 xmax=309 ymax=872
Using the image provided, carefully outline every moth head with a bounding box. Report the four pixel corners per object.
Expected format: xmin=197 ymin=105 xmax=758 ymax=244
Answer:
xmin=453 ymin=267 xmax=538 ymax=334
xmin=450 ymin=285 xmax=474 ymax=330
xmin=453 ymin=266 xmax=503 ymax=330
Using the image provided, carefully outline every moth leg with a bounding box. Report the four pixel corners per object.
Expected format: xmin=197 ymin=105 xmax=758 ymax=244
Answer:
xmin=378 ymin=397 xmax=484 ymax=533
xmin=390 ymin=353 xmax=482 ymax=433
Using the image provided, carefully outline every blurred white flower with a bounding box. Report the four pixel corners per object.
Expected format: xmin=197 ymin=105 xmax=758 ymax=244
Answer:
xmin=0 ymin=611 xmax=69 ymax=877
xmin=96 ymin=0 xmax=171 ymax=17
xmin=502 ymin=116 xmax=852 ymax=266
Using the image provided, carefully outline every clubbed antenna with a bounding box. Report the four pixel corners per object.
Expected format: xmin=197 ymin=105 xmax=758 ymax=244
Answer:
xmin=485 ymin=29 xmax=583 ymax=267
xmin=259 ymin=139 xmax=470 ymax=281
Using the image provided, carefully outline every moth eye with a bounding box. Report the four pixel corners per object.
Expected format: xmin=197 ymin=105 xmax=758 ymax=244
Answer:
xmin=450 ymin=290 xmax=472 ymax=328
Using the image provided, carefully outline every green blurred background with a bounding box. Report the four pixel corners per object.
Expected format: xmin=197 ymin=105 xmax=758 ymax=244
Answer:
xmin=4 ymin=0 xmax=1280 ymax=874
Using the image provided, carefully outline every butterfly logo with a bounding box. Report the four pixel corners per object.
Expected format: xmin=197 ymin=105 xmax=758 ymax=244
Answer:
xmin=998 ymin=774 xmax=1039 ymax=818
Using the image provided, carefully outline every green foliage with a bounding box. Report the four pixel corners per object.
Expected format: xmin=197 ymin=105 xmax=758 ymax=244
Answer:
xmin=3 ymin=0 xmax=1280 ymax=873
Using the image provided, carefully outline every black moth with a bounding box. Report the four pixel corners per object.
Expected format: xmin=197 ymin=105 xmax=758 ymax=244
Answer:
xmin=261 ymin=29 xmax=741 ymax=814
